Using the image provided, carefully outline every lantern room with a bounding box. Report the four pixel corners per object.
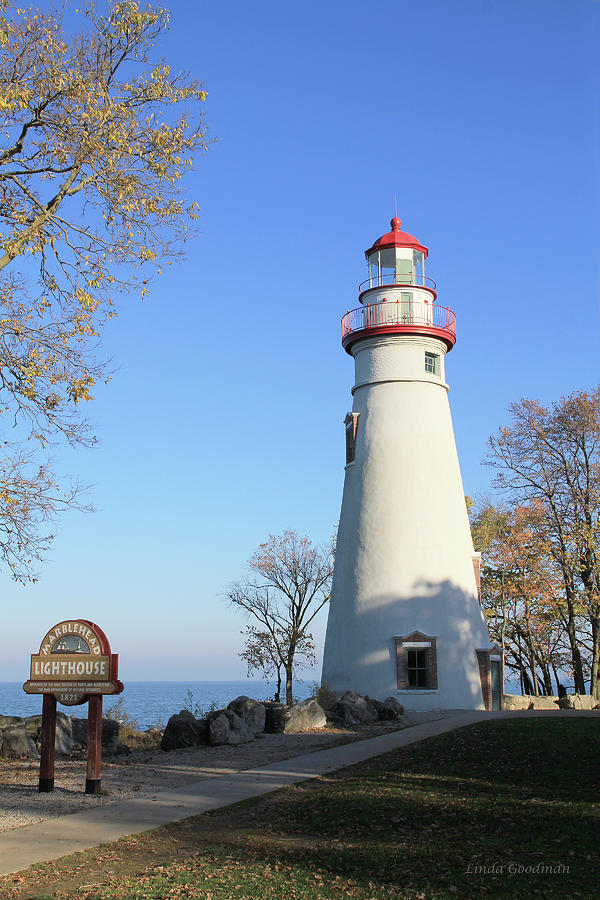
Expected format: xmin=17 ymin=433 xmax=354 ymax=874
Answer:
xmin=341 ymin=213 xmax=457 ymax=355
xmin=364 ymin=216 xmax=428 ymax=290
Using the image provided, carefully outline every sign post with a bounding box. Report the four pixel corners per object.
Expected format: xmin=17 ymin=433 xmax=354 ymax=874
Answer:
xmin=39 ymin=694 xmax=57 ymax=792
xmin=86 ymin=694 xmax=103 ymax=794
xmin=23 ymin=619 xmax=123 ymax=794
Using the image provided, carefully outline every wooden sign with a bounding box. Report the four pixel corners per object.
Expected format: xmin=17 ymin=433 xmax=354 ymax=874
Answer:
xmin=24 ymin=619 xmax=122 ymax=706
xmin=23 ymin=619 xmax=123 ymax=794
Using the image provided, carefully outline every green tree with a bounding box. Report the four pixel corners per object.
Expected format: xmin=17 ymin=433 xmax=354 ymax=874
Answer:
xmin=0 ymin=0 xmax=208 ymax=580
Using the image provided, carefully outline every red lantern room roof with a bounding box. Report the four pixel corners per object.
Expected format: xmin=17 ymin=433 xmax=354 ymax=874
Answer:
xmin=365 ymin=216 xmax=429 ymax=259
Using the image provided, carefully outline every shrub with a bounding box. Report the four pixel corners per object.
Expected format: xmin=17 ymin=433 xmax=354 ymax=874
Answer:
xmin=310 ymin=681 xmax=338 ymax=711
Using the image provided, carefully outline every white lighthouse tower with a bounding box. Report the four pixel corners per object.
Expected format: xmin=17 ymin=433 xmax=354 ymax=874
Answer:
xmin=322 ymin=213 xmax=502 ymax=710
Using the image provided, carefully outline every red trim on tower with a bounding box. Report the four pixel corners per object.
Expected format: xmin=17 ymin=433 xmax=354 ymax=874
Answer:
xmin=359 ymin=283 xmax=437 ymax=303
xmin=341 ymin=299 xmax=456 ymax=354
xmin=342 ymin=322 xmax=456 ymax=354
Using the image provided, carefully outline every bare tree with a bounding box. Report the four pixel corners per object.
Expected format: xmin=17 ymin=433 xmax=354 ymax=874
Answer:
xmin=0 ymin=0 xmax=208 ymax=579
xmin=226 ymin=531 xmax=334 ymax=705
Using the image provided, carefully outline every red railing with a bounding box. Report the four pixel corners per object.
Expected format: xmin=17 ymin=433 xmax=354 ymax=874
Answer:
xmin=341 ymin=299 xmax=456 ymax=346
xmin=359 ymin=273 xmax=437 ymax=293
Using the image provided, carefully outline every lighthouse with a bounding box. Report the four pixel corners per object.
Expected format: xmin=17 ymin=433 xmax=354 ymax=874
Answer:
xmin=322 ymin=214 xmax=502 ymax=710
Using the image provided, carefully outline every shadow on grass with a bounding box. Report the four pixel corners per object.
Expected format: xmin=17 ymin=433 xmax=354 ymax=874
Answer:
xmin=6 ymin=719 xmax=599 ymax=900
xmin=167 ymin=718 xmax=599 ymax=899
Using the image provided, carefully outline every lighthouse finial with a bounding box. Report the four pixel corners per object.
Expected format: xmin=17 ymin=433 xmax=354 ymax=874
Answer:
xmin=391 ymin=196 xmax=401 ymax=231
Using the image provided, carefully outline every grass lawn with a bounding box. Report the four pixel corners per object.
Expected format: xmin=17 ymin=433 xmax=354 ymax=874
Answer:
xmin=1 ymin=718 xmax=598 ymax=899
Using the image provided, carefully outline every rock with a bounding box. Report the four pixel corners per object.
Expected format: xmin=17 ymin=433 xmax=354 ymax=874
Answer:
xmin=263 ymin=702 xmax=288 ymax=734
xmin=503 ymin=694 xmax=530 ymax=710
xmin=365 ymin=696 xmax=404 ymax=721
xmin=324 ymin=708 xmax=345 ymax=727
xmin=503 ymin=694 xmax=561 ymax=710
xmin=208 ymin=710 xmax=255 ymax=745
xmin=71 ymin=717 xmax=88 ymax=745
xmin=0 ymin=715 xmax=38 ymax=759
xmin=227 ymin=696 xmax=266 ymax=735
xmin=282 ymin=698 xmax=327 ymax=733
xmin=334 ymin=691 xmax=379 ymax=726
xmin=383 ymin=697 xmax=405 ymax=718
xmin=505 ymin=693 xmax=600 ymax=711
xmin=564 ymin=694 xmax=597 ymax=710
xmin=25 ymin=712 xmax=73 ymax=756
xmin=532 ymin=696 xmax=560 ymax=710
xmin=160 ymin=710 xmax=208 ymax=751
xmin=101 ymin=719 xmax=121 ymax=754
xmin=70 ymin=717 xmax=121 ymax=753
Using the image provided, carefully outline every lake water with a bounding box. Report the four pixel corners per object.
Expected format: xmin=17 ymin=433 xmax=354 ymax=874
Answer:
xmin=0 ymin=681 xmax=314 ymax=730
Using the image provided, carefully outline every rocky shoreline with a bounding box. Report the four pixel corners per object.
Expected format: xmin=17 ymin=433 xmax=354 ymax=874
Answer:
xmin=0 ymin=690 xmax=407 ymax=760
xmin=0 ymin=691 xmax=427 ymax=834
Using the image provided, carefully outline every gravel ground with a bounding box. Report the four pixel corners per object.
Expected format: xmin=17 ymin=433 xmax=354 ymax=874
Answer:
xmin=0 ymin=713 xmax=443 ymax=833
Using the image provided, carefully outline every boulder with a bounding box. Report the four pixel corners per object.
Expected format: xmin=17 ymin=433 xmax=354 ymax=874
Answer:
xmin=0 ymin=716 xmax=38 ymax=759
xmin=383 ymin=697 xmax=405 ymax=718
xmin=563 ymin=694 xmax=598 ymax=711
xmin=505 ymin=693 xmax=599 ymax=711
xmin=334 ymin=691 xmax=379 ymax=727
xmin=101 ymin=719 xmax=121 ymax=754
xmin=227 ymin=696 xmax=266 ymax=735
xmin=282 ymin=698 xmax=327 ymax=733
xmin=25 ymin=712 xmax=73 ymax=756
xmin=263 ymin=702 xmax=288 ymax=734
xmin=504 ymin=694 xmax=562 ymax=710
xmin=366 ymin=696 xmax=404 ymax=721
xmin=531 ymin=696 xmax=560 ymax=710
xmin=70 ymin=717 xmax=121 ymax=753
xmin=161 ymin=710 xmax=208 ymax=751
xmin=71 ymin=716 xmax=88 ymax=746
xmin=503 ymin=694 xmax=530 ymax=710
xmin=208 ymin=709 xmax=255 ymax=745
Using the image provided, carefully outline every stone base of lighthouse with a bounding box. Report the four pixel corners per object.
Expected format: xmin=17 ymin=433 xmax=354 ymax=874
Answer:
xmin=322 ymin=334 xmax=493 ymax=710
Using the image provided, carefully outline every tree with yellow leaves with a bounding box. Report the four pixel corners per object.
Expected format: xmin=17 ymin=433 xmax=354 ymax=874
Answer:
xmin=472 ymin=500 xmax=574 ymax=696
xmin=0 ymin=0 xmax=208 ymax=580
xmin=485 ymin=389 xmax=600 ymax=699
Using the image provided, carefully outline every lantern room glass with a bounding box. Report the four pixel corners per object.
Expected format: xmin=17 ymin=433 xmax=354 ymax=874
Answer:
xmin=413 ymin=250 xmax=425 ymax=281
xmin=367 ymin=249 xmax=418 ymax=287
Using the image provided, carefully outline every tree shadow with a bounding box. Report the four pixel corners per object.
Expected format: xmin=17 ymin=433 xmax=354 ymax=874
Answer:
xmin=181 ymin=718 xmax=598 ymax=898
xmin=326 ymin=578 xmax=490 ymax=707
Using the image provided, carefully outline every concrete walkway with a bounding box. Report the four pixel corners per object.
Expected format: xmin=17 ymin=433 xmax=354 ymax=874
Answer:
xmin=0 ymin=709 xmax=598 ymax=876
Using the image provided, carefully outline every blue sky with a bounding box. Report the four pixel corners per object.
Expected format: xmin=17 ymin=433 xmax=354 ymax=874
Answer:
xmin=2 ymin=0 xmax=599 ymax=682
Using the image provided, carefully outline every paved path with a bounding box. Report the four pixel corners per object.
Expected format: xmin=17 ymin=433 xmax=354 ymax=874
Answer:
xmin=0 ymin=709 xmax=598 ymax=876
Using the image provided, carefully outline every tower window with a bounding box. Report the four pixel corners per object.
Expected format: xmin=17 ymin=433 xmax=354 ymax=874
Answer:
xmin=395 ymin=632 xmax=438 ymax=690
xmin=344 ymin=412 xmax=359 ymax=464
xmin=425 ymin=352 xmax=439 ymax=375
xmin=407 ymin=649 xmax=429 ymax=688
